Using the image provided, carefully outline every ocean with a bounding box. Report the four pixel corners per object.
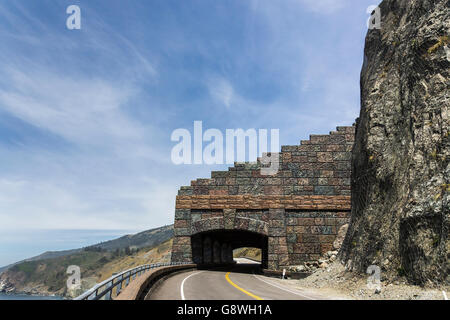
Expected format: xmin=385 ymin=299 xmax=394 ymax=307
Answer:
xmin=0 ymin=293 xmax=64 ymax=300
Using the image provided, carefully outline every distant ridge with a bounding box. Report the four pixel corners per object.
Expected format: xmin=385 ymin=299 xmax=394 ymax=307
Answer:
xmin=85 ymin=225 xmax=173 ymax=251
xmin=0 ymin=249 xmax=81 ymax=275
xmin=0 ymin=225 xmax=173 ymax=273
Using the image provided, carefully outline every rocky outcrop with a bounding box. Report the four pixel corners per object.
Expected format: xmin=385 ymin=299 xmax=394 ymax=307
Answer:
xmin=340 ymin=0 xmax=449 ymax=285
xmin=0 ymin=278 xmax=15 ymax=293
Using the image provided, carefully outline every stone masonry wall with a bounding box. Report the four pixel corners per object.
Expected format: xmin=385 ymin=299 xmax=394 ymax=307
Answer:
xmin=171 ymin=126 xmax=355 ymax=270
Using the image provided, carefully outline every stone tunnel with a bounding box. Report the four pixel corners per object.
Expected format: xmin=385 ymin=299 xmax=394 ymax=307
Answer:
xmin=191 ymin=228 xmax=268 ymax=267
xmin=171 ymin=126 xmax=355 ymax=270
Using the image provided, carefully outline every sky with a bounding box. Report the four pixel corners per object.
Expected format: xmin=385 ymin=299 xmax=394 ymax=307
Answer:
xmin=0 ymin=0 xmax=381 ymax=266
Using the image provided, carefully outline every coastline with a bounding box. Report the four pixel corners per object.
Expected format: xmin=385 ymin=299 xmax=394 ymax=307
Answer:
xmin=0 ymin=292 xmax=65 ymax=300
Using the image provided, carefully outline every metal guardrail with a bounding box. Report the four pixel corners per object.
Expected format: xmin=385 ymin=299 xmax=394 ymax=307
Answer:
xmin=74 ymin=262 xmax=189 ymax=300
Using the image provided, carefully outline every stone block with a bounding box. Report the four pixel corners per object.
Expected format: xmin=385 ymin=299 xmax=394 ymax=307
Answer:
xmin=248 ymin=219 xmax=258 ymax=232
xmin=314 ymin=218 xmax=325 ymax=225
xmin=302 ymin=234 xmax=319 ymax=243
xmin=175 ymin=209 xmax=191 ymax=220
xmin=268 ymin=254 xmax=278 ymax=261
xmin=297 ymin=218 xmax=315 ymax=226
xmin=288 ymin=243 xmax=294 ymax=254
xmin=269 ymin=209 xmax=285 ymax=219
xmin=173 ymin=237 xmax=191 ymax=249
xmin=264 ymin=186 xmax=283 ymax=195
xmin=275 ymin=245 xmax=288 ymax=254
xmin=279 ymin=254 xmax=290 ymax=266
xmin=268 ymin=261 xmax=278 ymax=270
xmin=314 ymin=186 xmax=335 ymax=195
xmin=287 ymin=233 xmax=297 ymax=243
xmin=174 ymin=220 xmax=189 ymax=228
xmin=235 ymin=217 xmax=249 ymax=230
xmin=270 ymin=228 xmax=286 ymax=236
xmin=320 ymin=243 xmax=334 ymax=254
xmin=269 ymin=237 xmax=279 ymax=245
xmin=286 ymin=217 xmax=297 ymax=226
xmin=317 ymin=152 xmax=333 ymax=162
xmin=174 ymin=228 xmax=190 ymax=236
xmin=270 ymin=220 xmax=285 ymax=228
xmin=179 ymin=187 xmax=194 ymax=195
xmin=290 ymin=254 xmax=309 ymax=264
xmin=224 ymin=217 xmax=235 ymax=229
xmin=209 ymin=217 xmax=224 ymax=230
xmin=293 ymin=226 xmax=307 ymax=233
xmin=191 ymin=213 xmax=202 ymax=223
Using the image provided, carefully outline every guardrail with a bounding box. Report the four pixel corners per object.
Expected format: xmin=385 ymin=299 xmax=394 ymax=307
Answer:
xmin=74 ymin=262 xmax=190 ymax=300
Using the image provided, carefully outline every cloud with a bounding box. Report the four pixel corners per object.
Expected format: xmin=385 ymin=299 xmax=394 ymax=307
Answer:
xmin=207 ymin=76 xmax=234 ymax=108
xmin=0 ymin=3 xmax=171 ymax=234
xmin=0 ymin=68 xmax=140 ymax=145
xmin=297 ymin=0 xmax=347 ymax=14
xmin=0 ymin=172 xmax=179 ymax=231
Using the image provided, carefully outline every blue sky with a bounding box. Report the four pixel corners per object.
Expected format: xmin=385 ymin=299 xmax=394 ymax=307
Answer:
xmin=0 ymin=0 xmax=381 ymax=266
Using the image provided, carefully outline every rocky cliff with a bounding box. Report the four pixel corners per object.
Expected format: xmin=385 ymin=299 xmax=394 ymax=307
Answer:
xmin=340 ymin=0 xmax=449 ymax=285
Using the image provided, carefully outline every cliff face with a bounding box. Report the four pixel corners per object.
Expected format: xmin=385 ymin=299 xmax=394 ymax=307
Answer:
xmin=340 ymin=0 xmax=449 ymax=285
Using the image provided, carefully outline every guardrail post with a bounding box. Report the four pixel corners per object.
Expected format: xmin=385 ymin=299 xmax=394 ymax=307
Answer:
xmin=88 ymin=289 xmax=97 ymax=300
xmin=116 ymin=275 xmax=123 ymax=295
xmin=104 ymin=280 xmax=113 ymax=300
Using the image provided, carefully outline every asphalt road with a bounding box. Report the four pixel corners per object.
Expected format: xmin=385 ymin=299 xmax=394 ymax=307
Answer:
xmin=147 ymin=258 xmax=324 ymax=300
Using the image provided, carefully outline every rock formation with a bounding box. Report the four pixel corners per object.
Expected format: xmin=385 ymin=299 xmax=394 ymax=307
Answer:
xmin=340 ymin=0 xmax=449 ymax=285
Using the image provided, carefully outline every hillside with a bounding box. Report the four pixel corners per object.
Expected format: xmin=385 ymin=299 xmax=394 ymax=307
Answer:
xmin=233 ymin=248 xmax=261 ymax=262
xmin=84 ymin=225 xmax=173 ymax=252
xmin=0 ymin=249 xmax=81 ymax=275
xmin=0 ymin=225 xmax=173 ymax=274
xmin=96 ymin=239 xmax=172 ymax=282
xmin=0 ymin=225 xmax=174 ymax=298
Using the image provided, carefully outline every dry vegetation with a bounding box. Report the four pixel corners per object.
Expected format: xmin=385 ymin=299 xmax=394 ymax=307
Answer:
xmin=233 ymin=247 xmax=261 ymax=261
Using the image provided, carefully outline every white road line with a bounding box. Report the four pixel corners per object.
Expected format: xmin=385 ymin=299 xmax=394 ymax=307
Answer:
xmin=234 ymin=257 xmax=261 ymax=265
xmin=252 ymin=272 xmax=316 ymax=300
xmin=180 ymin=271 xmax=204 ymax=300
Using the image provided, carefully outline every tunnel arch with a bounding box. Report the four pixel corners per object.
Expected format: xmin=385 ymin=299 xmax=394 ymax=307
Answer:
xmin=191 ymin=216 xmax=269 ymax=236
xmin=191 ymin=227 xmax=268 ymax=268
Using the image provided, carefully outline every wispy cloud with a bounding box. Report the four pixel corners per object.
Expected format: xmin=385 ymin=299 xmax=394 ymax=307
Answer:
xmin=296 ymin=0 xmax=348 ymax=14
xmin=207 ymin=76 xmax=234 ymax=108
xmin=0 ymin=2 xmax=172 ymax=238
xmin=0 ymin=68 xmax=139 ymax=145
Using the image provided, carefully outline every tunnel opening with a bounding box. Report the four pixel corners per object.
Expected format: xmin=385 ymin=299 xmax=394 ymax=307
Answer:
xmin=233 ymin=247 xmax=262 ymax=263
xmin=191 ymin=230 xmax=268 ymax=269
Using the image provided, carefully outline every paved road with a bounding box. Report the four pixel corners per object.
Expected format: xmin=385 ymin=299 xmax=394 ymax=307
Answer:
xmin=147 ymin=259 xmax=324 ymax=300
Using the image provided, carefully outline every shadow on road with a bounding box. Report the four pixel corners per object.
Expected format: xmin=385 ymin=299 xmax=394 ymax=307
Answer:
xmin=197 ymin=263 xmax=263 ymax=276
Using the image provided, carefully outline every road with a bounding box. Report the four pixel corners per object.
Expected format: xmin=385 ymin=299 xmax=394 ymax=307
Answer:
xmin=147 ymin=258 xmax=325 ymax=300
